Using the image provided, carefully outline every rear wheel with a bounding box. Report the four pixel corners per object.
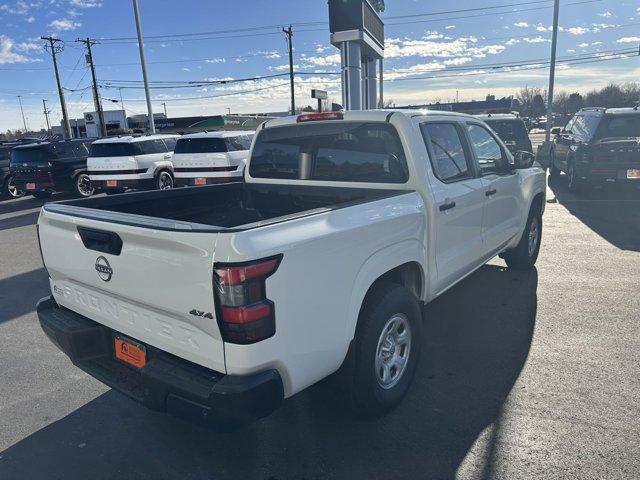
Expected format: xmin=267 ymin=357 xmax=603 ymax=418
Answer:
xmin=549 ymin=152 xmax=561 ymax=178
xmin=156 ymin=170 xmax=174 ymax=190
xmin=4 ymin=175 xmax=24 ymax=198
xmin=503 ymin=203 xmax=542 ymax=270
xmin=345 ymin=282 xmax=422 ymax=418
xmin=73 ymin=173 xmax=95 ymax=198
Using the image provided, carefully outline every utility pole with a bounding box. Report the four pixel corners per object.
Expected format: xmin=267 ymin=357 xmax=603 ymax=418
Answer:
xmin=42 ymin=99 xmax=51 ymax=134
xmin=283 ymin=25 xmax=295 ymax=115
xmin=162 ymin=102 xmax=167 ymax=117
xmin=378 ymin=58 xmax=384 ymax=108
xmin=545 ymin=0 xmax=560 ymax=142
xmin=132 ymin=0 xmax=155 ymax=134
xmin=42 ymin=36 xmax=72 ymax=140
xmin=77 ymin=37 xmax=107 ymax=137
xmin=17 ymin=96 xmax=27 ymax=131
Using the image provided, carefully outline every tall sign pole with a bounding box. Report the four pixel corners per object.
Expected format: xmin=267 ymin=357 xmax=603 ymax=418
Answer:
xmin=132 ymin=0 xmax=155 ymax=134
xmin=545 ymin=0 xmax=560 ymax=142
xmin=17 ymin=96 xmax=27 ymax=131
xmin=42 ymin=36 xmax=72 ymax=139
xmin=43 ymin=99 xmax=51 ymax=134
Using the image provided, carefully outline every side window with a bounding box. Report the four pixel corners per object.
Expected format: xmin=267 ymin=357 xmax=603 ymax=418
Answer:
xmin=571 ymin=115 xmax=587 ymax=139
xmin=139 ymin=140 xmax=164 ymax=155
xmin=228 ymin=135 xmax=252 ymax=151
xmin=564 ymin=116 xmax=576 ymax=133
xmin=162 ymin=138 xmax=177 ymax=152
xmin=467 ymin=124 xmax=509 ymax=175
xmin=420 ymin=123 xmax=472 ymax=182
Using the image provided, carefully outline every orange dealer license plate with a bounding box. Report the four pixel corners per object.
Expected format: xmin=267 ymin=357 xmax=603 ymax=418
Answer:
xmin=627 ymin=169 xmax=640 ymax=179
xmin=26 ymin=182 xmax=36 ymax=190
xmin=114 ymin=336 xmax=146 ymax=369
xmin=194 ymin=177 xmax=206 ymax=185
xmin=106 ymin=180 xmax=118 ymax=187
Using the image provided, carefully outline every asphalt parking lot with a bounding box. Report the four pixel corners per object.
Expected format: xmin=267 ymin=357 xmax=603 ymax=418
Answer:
xmin=1 ymin=175 xmax=639 ymax=479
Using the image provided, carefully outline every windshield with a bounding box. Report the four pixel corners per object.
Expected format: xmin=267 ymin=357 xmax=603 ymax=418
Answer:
xmin=249 ymin=122 xmax=409 ymax=183
xmin=89 ymin=142 xmax=140 ymax=157
xmin=485 ymin=120 xmax=528 ymax=141
xmin=10 ymin=146 xmax=51 ymax=164
xmin=174 ymin=137 xmax=228 ymax=154
xmin=597 ymin=115 xmax=640 ymax=139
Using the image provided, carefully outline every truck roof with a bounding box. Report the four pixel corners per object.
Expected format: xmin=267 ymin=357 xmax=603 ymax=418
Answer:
xmin=12 ymin=138 xmax=91 ymax=150
xmin=92 ymin=134 xmax=180 ymax=144
xmin=261 ymin=109 xmax=479 ymax=129
xmin=178 ymin=130 xmax=254 ymax=140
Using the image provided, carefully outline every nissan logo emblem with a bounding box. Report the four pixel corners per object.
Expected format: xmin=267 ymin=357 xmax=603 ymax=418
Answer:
xmin=95 ymin=256 xmax=113 ymax=282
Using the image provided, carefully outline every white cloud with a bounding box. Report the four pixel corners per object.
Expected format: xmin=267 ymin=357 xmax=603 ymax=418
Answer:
xmin=25 ymin=15 xmax=35 ymax=23
xmin=617 ymin=36 xmax=640 ymax=43
xmin=69 ymin=0 xmax=103 ymax=7
xmin=567 ymin=49 xmax=576 ymax=53
xmin=577 ymin=43 xmax=589 ymax=48
xmin=514 ymin=22 xmax=529 ymax=28
xmin=445 ymin=25 xmax=456 ymax=30
xmin=506 ymin=38 xmax=520 ymax=46
xmin=567 ymin=27 xmax=588 ymax=35
xmin=300 ymin=53 xmax=340 ymax=66
xmin=592 ymin=41 xmax=603 ymax=46
xmin=49 ymin=18 xmax=81 ymax=31
xmin=205 ymin=58 xmax=226 ymax=64
xmin=598 ymin=11 xmax=612 ymax=18
xmin=15 ymin=40 xmax=41 ymax=52
xmin=0 ymin=35 xmax=31 ymax=64
xmin=523 ymin=37 xmax=549 ymax=44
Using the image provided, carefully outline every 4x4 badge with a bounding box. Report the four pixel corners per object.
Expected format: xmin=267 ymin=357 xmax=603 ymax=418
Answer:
xmin=95 ymin=256 xmax=113 ymax=282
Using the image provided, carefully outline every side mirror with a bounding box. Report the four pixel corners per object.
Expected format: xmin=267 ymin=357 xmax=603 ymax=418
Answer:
xmin=550 ymin=127 xmax=562 ymax=135
xmin=514 ymin=151 xmax=536 ymax=169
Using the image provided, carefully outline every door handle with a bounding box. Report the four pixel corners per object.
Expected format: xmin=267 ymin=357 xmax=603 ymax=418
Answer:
xmin=485 ymin=189 xmax=497 ymax=197
xmin=439 ymin=201 xmax=456 ymax=212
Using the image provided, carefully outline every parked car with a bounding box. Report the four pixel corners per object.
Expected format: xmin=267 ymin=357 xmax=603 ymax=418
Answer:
xmin=1 ymin=143 xmax=25 ymax=198
xmin=87 ymin=134 xmax=179 ymax=194
xmin=36 ymin=110 xmax=546 ymax=427
xmin=10 ymin=139 xmax=95 ymax=199
xmin=173 ymin=131 xmax=254 ymax=187
xmin=476 ymin=114 xmax=533 ymax=154
xmin=550 ymin=107 xmax=640 ymax=192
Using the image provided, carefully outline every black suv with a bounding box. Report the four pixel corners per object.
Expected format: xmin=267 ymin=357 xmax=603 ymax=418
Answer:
xmin=550 ymin=107 xmax=640 ymax=192
xmin=475 ymin=114 xmax=533 ymax=154
xmin=0 ymin=139 xmax=41 ymax=198
xmin=10 ymin=139 xmax=96 ymax=199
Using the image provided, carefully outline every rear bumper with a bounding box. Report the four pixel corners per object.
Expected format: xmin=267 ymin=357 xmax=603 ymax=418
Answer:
xmin=90 ymin=178 xmax=150 ymax=190
xmin=175 ymin=176 xmax=243 ymax=187
xmin=37 ymin=296 xmax=284 ymax=426
xmin=579 ymin=163 xmax=640 ymax=185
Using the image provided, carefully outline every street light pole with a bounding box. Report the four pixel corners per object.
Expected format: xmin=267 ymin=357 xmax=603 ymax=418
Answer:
xmin=132 ymin=0 xmax=155 ymax=134
xmin=545 ymin=0 xmax=560 ymax=142
xmin=162 ymin=102 xmax=167 ymax=117
xmin=17 ymin=95 xmax=27 ymax=131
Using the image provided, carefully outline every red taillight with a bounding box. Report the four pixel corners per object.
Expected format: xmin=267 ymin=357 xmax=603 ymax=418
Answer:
xmin=296 ymin=111 xmax=343 ymax=123
xmin=213 ymin=255 xmax=282 ymax=344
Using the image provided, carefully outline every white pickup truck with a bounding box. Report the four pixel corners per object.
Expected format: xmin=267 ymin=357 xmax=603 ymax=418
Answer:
xmin=36 ymin=110 xmax=546 ymax=426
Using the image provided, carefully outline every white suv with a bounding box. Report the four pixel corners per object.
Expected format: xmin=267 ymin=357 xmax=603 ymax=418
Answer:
xmin=173 ymin=131 xmax=253 ymax=187
xmin=88 ymin=134 xmax=179 ymax=193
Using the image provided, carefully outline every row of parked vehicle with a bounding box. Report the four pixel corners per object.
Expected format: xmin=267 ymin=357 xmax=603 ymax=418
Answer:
xmin=0 ymin=130 xmax=254 ymax=199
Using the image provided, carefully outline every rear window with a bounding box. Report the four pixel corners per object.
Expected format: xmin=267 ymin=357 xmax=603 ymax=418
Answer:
xmin=11 ymin=146 xmax=51 ymax=164
xmin=174 ymin=137 xmax=228 ymax=154
xmin=89 ymin=142 xmax=140 ymax=157
xmin=249 ymin=122 xmax=409 ymax=183
xmin=485 ymin=119 xmax=528 ymax=141
xmin=597 ymin=115 xmax=640 ymax=139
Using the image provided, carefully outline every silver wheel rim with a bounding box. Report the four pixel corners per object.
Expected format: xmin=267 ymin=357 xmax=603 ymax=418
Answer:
xmin=158 ymin=172 xmax=173 ymax=190
xmin=7 ymin=177 xmax=24 ymax=198
xmin=77 ymin=174 xmax=94 ymax=197
xmin=375 ymin=313 xmax=412 ymax=390
xmin=528 ymin=216 xmax=539 ymax=257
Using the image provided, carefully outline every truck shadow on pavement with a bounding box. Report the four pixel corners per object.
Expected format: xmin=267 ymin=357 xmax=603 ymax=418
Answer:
xmin=0 ymin=268 xmax=49 ymax=324
xmin=548 ymin=175 xmax=640 ymax=252
xmin=0 ymin=265 xmax=538 ymax=480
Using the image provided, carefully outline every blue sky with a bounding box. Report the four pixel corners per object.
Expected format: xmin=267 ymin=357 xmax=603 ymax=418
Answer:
xmin=1 ymin=0 xmax=639 ymax=132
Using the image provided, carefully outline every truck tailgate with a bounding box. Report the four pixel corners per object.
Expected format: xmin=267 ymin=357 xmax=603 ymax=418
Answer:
xmin=38 ymin=207 xmax=225 ymax=374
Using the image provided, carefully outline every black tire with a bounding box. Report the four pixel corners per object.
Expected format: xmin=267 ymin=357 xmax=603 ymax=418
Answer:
xmin=345 ymin=282 xmax=422 ymax=418
xmin=156 ymin=170 xmax=174 ymax=190
xmin=503 ymin=202 xmax=542 ymax=270
xmin=73 ymin=172 xmax=95 ymax=198
xmin=32 ymin=191 xmax=52 ymax=199
xmin=3 ymin=175 xmax=25 ymax=199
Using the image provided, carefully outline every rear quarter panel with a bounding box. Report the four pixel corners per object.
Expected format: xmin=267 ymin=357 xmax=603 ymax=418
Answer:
xmin=216 ymin=191 xmax=427 ymax=396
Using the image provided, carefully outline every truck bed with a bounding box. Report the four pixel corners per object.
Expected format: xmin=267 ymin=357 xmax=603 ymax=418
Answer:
xmin=43 ymin=182 xmax=406 ymax=232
